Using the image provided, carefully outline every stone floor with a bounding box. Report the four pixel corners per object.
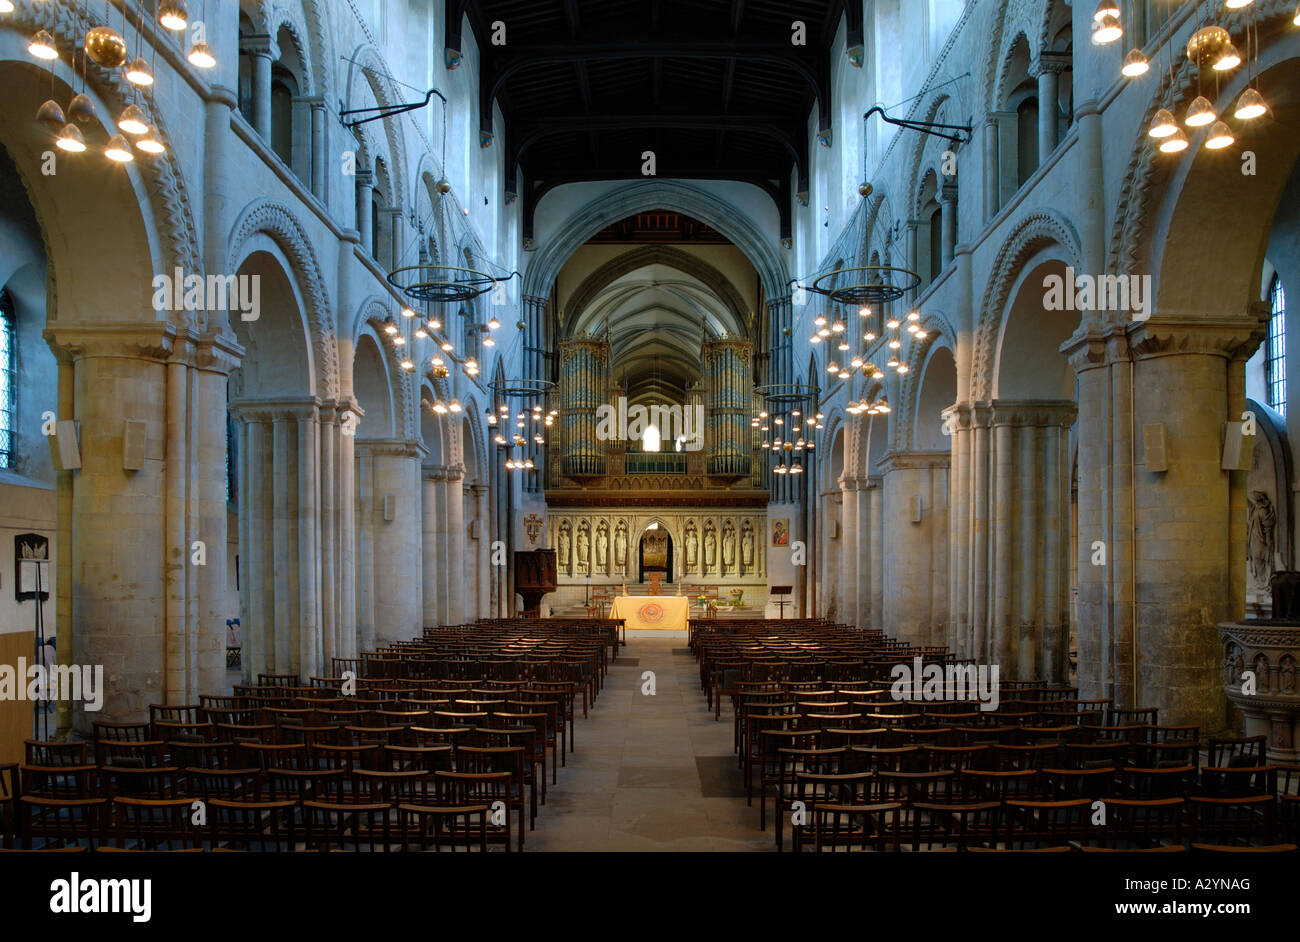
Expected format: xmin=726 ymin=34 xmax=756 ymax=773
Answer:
xmin=525 ymin=632 xmax=773 ymax=852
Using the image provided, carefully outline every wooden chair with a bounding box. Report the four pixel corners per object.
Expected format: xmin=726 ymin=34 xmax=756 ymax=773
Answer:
xmin=807 ymin=802 xmax=903 ymax=852
xmin=207 ymin=798 xmax=298 ymax=851
xmin=106 ymin=797 xmax=199 ymax=851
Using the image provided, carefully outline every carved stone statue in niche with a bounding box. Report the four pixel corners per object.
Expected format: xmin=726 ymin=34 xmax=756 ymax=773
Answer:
xmin=595 ymin=521 xmax=609 ymax=571
xmin=557 ymin=522 xmax=572 ymax=574
xmin=741 ymin=520 xmax=755 ymax=571
xmin=614 ymin=520 xmax=628 ymax=572
xmin=1248 ymin=490 xmax=1277 ymax=589
xmin=576 ymin=524 xmax=590 ymax=573
xmin=684 ymin=521 xmax=699 ymax=572
xmin=721 ymin=522 xmax=736 ymax=572
xmin=703 ymin=520 xmax=717 ymax=572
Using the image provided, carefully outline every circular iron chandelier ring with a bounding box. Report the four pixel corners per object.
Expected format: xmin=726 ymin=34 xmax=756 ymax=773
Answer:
xmin=806 ymin=265 xmax=922 ymax=306
xmin=387 ymin=264 xmax=502 ymax=304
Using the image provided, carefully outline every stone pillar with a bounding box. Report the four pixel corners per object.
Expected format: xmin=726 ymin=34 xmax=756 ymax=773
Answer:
xmin=866 ymin=477 xmax=884 ymax=630
xmin=856 ymin=473 xmax=872 ymax=628
xmin=308 ymin=97 xmax=327 ymax=202
xmin=355 ymin=170 xmax=374 ymax=259
xmin=422 ymin=468 xmax=447 ymax=627
xmin=241 ymin=34 xmax=278 ymax=142
xmin=982 ymin=117 xmax=1000 ymax=221
xmin=946 ymin=400 xmax=1075 ymax=679
xmin=445 ymin=464 xmax=467 ymax=624
xmin=230 ymin=397 xmax=346 ymax=680
xmin=355 ymin=440 xmax=426 ymax=644
xmin=1032 ymin=53 xmax=1069 ymax=161
xmin=471 ymin=485 xmax=491 ymax=620
xmin=880 ymin=451 xmax=950 ymax=647
xmin=838 ymin=477 xmax=859 ymax=624
xmin=45 ymin=324 xmax=242 ymax=728
xmin=939 ymin=182 xmax=958 ymax=269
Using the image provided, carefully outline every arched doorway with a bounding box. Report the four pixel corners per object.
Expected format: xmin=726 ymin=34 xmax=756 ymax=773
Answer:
xmin=638 ymin=524 xmax=674 ymax=585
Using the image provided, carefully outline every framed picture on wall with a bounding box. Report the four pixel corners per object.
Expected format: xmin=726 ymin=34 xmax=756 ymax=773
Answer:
xmin=771 ymin=519 xmax=789 ymax=547
xmin=15 ymin=532 xmax=50 ymax=602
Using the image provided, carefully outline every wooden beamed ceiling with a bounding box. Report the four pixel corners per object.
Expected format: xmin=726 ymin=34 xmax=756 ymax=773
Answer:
xmin=444 ymin=0 xmax=864 ymax=240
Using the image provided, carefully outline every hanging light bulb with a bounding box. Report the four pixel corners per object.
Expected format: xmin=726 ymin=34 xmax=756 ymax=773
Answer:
xmin=814 ymin=315 xmax=827 ymax=327
xmin=187 ymin=41 xmax=217 ymax=69
xmin=28 ymin=30 xmax=58 ymax=60
xmin=907 ymin=311 xmax=921 ymax=322
xmin=427 ymin=318 xmax=441 ymax=330
xmin=0 ymin=0 xmax=14 ymax=12
xmin=889 ymin=339 xmax=902 ymax=350
xmin=1205 ymin=121 xmax=1235 ymax=150
xmin=105 ymin=134 xmax=134 ymax=162
xmin=393 ymin=334 xmax=406 ymax=346
xmin=1092 ymin=13 xmax=1123 ymax=45
xmin=1213 ymin=42 xmax=1242 ymax=71
xmin=1234 ymin=88 xmax=1268 ymax=120
xmin=414 ymin=327 xmax=428 ymax=339
xmin=400 ymin=357 xmax=414 ymax=371
xmin=483 ymin=336 xmax=495 ymax=347
xmin=159 ymin=0 xmax=189 ymax=31
xmin=886 ymin=318 xmax=901 ymax=330
xmin=36 ymin=99 xmax=67 ymax=133
xmin=1225 ymin=0 xmax=1254 ymax=7
xmin=55 ymin=123 xmax=86 ymax=153
xmin=877 ymin=397 xmax=891 ymax=414
xmin=1184 ymin=96 xmax=1216 ymax=127
xmin=858 ymin=306 xmax=871 ymax=318
xmin=1093 ymin=0 xmax=1120 ymax=19
xmin=432 ymin=401 xmax=448 ymax=414
xmin=401 ymin=307 xmax=416 ymax=318
xmin=1159 ymin=128 xmax=1190 ymax=154
xmin=810 ymin=334 xmax=822 ymax=344
xmin=449 ymin=400 xmax=463 ymax=413
xmin=117 ymin=104 xmax=150 ymax=135
xmin=1294 ymin=1 xmax=1300 ymax=26
xmin=864 ymin=331 xmax=877 ymax=342
xmin=383 ymin=318 xmax=398 ymax=335
xmin=68 ymin=94 xmax=96 ymax=124
xmin=136 ymin=127 xmax=166 ymax=154
xmin=831 ymin=321 xmax=846 ymax=333
xmin=126 ymin=57 xmax=154 ymax=86
xmin=838 ymin=340 xmax=850 ymax=351
xmin=488 ymin=317 xmax=501 ymax=330
xmin=1121 ymin=49 xmax=1150 ymax=77
xmin=1148 ymin=109 xmax=1178 ymax=138
xmin=897 ymin=364 xmax=910 ymax=374
xmin=441 ymin=341 xmax=453 ymax=351
xmin=84 ymin=26 xmax=128 ymax=69
xmin=850 ymin=357 xmax=864 ymax=369
xmin=827 ymin=362 xmax=840 ymax=374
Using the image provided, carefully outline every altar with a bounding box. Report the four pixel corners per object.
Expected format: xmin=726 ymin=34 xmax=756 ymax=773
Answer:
xmin=608 ymin=595 xmax=690 ymax=631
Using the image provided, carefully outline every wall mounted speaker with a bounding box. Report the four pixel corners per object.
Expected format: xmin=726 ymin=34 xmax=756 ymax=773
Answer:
xmin=48 ymin=420 xmax=81 ymax=471
xmin=1222 ymin=421 xmax=1255 ymax=471
xmin=122 ymin=419 xmax=147 ymax=471
xmin=1143 ymin=423 xmax=1168 ymax=473
xmin=382 ymin=494 xmax=395 ymax=522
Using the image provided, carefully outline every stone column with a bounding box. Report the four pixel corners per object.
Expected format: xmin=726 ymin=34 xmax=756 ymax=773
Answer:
xmin=471 ymin=484 xmax=491 ymax=619
xmin=354 ymin=170 xmax=374 ymax=259
xmin=44 ymin=324 xmax=242 ymax=728
xmin=866 ymin=477 xmax=884 ymax=630
xmin=838 ymin=477 xmax=859 ymax=624
xmin=939 ymin=182 xmax=958 ymax=269
xmin=307 ymin=97 xmax=327 ymax=202
xmin=445 ymin=464 xmax=467 ymax=624
xmin=1127 ymin=318 xmax=1259 ymax=728
xmin=1032 ymin=53 xmax=1069 ymax=161
xmin=241 ymin=34 xmax=278 ymax=142
xmin=856 ymin=472 xmax=872 ymax=628
xmin=355 ymin=440 xmax=426 ymax=644
xmin=982 ymin=117 xmax=1000 ymax=221
xmin=880 ymin=451 xmax=951 ymax=647
xmin=422 ymin=467 xmax=447 ymax=627
xmin=946 ymin=400 xmax=1075 ymax=679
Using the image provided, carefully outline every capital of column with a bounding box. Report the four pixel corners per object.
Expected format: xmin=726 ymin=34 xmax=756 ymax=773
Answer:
xmin=240 ymin=33 xmax=279 ymax=60
xmin=354 ymin=169 xmax=374 ymax=188
xmin=940 ymin=181 xmax=959 ymax=203
xmin=987 ymin=399 xmax=1078 ymax=429
xmin=228 ymin=397 xmax=322 ymax=422
xmin=1031 ymin=52 xmax=1072 ymax=77
xmin=354 ymin=438 xmax=428 ymax=460
xmin=876 ymin=450 xmax=953 ymax=473
xmin=469 ymin=484 xmax=490 ymax=498
xmin=1126 ymin=314 xmax=1266 ymax=363
xmin=193 ymin=330 xmax=246 ymax=376
xmin=423 ymin=462 xmax=465 ymax=483
xmin=44 ymin=321 xmax=184 ymax=364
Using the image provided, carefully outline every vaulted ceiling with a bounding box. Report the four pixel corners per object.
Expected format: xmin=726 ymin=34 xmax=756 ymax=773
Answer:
xmin=446 ymin=0 xmax=862 ymax=241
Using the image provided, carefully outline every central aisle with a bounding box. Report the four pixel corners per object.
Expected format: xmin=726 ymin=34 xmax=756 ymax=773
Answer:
xmin=526 ymin=634 xmax=773 ymax=851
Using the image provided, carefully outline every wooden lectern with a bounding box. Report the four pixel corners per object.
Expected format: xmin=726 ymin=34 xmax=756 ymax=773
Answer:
xmin=515 ymin=549 xmax=558 ymax=617
xmin=770 ymin=585 xmax=793 ymax=619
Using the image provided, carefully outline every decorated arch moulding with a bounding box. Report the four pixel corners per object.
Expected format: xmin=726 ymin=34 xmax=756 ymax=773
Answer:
xmin=524 ymin=181 xmax=790 ymax=302
xmin=906 ymin=94 xmax=961 ymax=216
xmin=971 ymin=210 xmax=1082 ymax=401
xmin=263 ymin=8 xmax=317 ymax=96
xmin=5 ymin=3 xmax=202 ymax=297
xmin=979 ymin=0 xmax=1015 ymax=112
xmin=227 ymin=199 xmax=339 ymax=398
xmin=1107 ymin=0 xmax=1297 ymax=280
